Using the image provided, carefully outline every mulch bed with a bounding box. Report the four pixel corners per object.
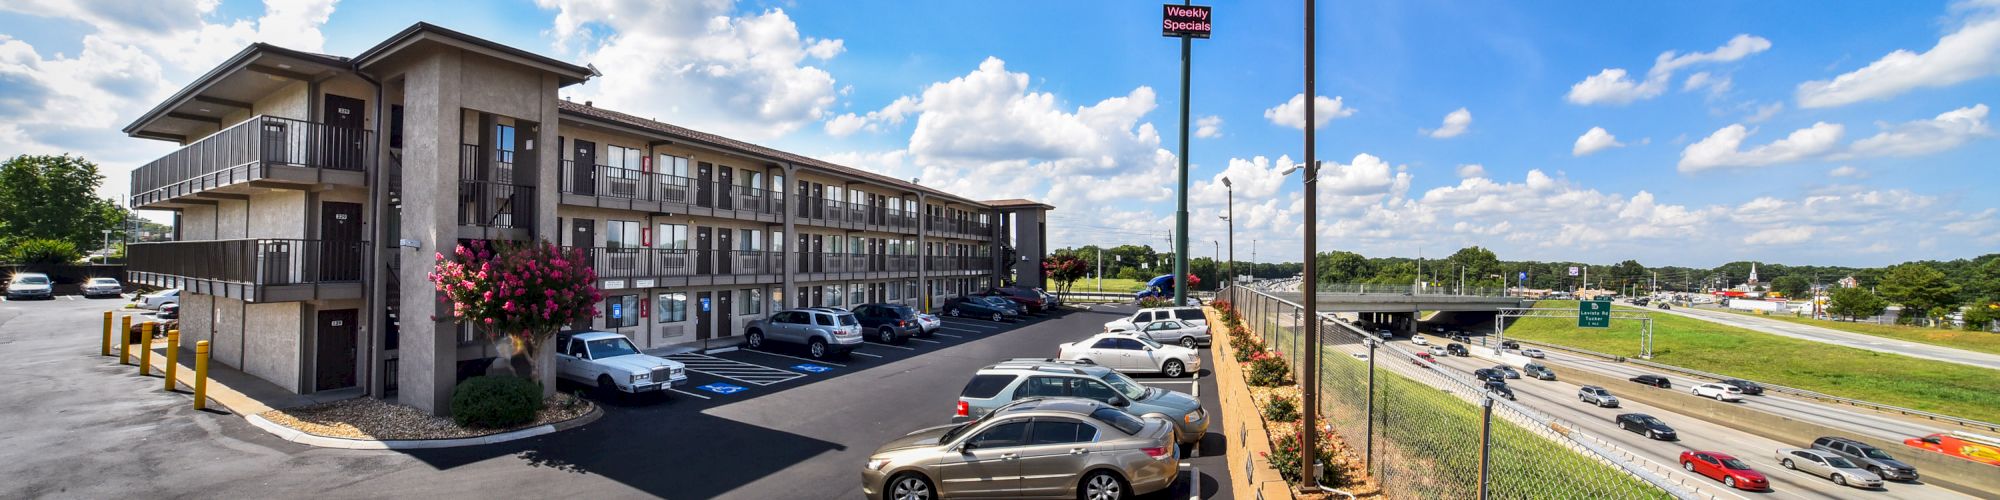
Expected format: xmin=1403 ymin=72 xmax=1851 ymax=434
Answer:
xmin=258 ymin=393 xmax=592 ymax=441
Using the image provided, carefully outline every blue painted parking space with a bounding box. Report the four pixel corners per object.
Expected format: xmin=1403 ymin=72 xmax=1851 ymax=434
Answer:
xmin=696 ymin=382 xmax=747 ymax=395
xmin=790 ymin=363 xmax=832 ymax=374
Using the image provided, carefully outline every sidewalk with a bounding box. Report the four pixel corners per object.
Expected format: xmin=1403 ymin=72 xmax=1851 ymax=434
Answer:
xmin=127 ymin=339 xmax=358 ymax=416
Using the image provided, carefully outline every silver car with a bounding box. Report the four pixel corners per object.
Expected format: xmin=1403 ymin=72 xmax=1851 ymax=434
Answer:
xmin=1776 ymin=448 xmax=1883 ymax=489
xmin=863 ymin=398 xmax=1180 ymax=500
xmin=1126 ymin=318 xmax=1210 ymax=349
xmin=743 ymin=308 xmax=864 ymax=360
xmin=955 ymin=359 xmax=1208 ymax=444
xmin=81 ymin=277 xmax=123 ymax=298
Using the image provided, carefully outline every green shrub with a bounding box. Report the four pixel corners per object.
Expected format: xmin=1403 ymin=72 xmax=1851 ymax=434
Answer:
xmin=450 ymin=375 xmax=543 ymax=428
xmin=1262 ymin=397 xmax=1299 ymax=423
xmin=1264 ymin=430 xmax=1349 ymax=487
xmin=1233 ymin=340 xmax=1265 ymax=362
xmin=8 ymin=238 xmax=80 ymax=265
xmin=1247 ymin=353 xmax=1293 ymax=387
xmin=1137 ymin=297 xmax=1173 ymax=308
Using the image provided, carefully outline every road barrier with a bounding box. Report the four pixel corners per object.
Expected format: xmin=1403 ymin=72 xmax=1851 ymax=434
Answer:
xmin=101 ymin=311 xmax=113 ymax=356
xmin=139 ymin=323 xmax=154 ymax=377
xmin=119 ymin=315 xmax=133 ymax=365
xmin=164 ymin=329 xmax=180 ymax=392
xmin=193 ymin=341 xmax=210 ymax=411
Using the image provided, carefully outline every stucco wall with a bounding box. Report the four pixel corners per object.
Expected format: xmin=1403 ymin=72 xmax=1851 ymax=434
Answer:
xmin=178 ymin=293 xmax=214 ymax=346
xmin=181 ymin=205 xmax=219 ymax=240
xmin=247 ymin=190 xmax=307 ymax=239
xmin=208 ymin=296 xmax=245 ymax=372
xmin=243 ymin=302 xmax=304 ymax=393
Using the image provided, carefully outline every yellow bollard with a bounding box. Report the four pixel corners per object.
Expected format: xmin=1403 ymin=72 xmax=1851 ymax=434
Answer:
xmin=193 ymin=341 xmax=210 ymax=411
xmin=101 ymin=311 xmax=113 ymax=356
xmin=119 ymin=316 xmax=133 ymax=365
xmin=164 ymin=330 xmax=180 ymax=392
xmin=139 ymin=322 xmax=155 ymax=376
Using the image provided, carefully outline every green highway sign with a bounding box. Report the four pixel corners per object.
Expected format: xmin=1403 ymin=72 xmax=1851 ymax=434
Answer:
xmin=1579 ymin=300 xmax=1612 ymax=328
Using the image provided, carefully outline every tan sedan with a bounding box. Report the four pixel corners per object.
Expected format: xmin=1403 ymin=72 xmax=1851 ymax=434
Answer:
xmin=863 ymin=398 xmax=1180 ymax=500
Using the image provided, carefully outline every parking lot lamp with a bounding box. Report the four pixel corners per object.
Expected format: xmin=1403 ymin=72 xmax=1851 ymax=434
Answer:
xmin=1221 ymin=177 xmax=1233 ymax=289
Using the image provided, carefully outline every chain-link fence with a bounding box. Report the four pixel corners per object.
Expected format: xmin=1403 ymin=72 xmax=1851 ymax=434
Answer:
xmin=1227 ymin=286 xmax=1715 ymax=499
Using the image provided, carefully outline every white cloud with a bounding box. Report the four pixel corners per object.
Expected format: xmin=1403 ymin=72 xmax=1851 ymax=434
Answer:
xmin=1744 ymin=101 xmax=1784 ymax=123
xmin=1744 ymin=226 xmax=1817 ymax=246
xmin=540 ymin=0 xmax=843 ymax=140
xmin=1195 ymin=115 xmax=1223 ymax=138
xmin=1678 ymin=122 xmax=1845 ymax=172
xmin=1846 ymin=103 xmax=1991 ymax=157
xmin=1572 ymin=127 xmax=1626 ymax=156
xmin=1423 ymin=107 xmax=1472 ymax=138
xmin=1682 ymin=71 xmax=1732 ymax=96
xmin=1796 ymin=4 xmax=2000 ymax=108
xmin=1321 ymin=153 xmax=1410 ymax=196
xmin=1456 ymin=164 xmax=1486 ymax=179
xmin=1566 ymin=34 xmax=1770 ymax=105
xmin=1829 ymin=165 xmax=1868 ymax=178
xmin=1263 ymin=93 xmax=1355 ymax=129
xmin=1193 ymin=155 xmax=1292 ymax=207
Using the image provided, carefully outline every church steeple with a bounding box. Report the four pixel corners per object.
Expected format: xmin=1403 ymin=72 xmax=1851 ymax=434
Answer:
xmin=1747 ymin=263 xmax=1760 ymax=286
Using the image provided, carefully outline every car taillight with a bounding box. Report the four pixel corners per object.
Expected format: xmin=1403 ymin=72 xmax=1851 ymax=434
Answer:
xmin=955 ymin=400 xmax=970 ymax=417
xmin=898 ymin=320 xmax=907 ymax=327
xmin=1142 ymin=445 xmax=1171 ymax=458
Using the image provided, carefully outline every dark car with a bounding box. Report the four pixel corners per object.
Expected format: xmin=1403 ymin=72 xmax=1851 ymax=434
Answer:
xmin=1485 ymin=380 xmax=1516 ymax=400
xmin=981 ymin=286 xmax=1050 ymax=314
xmin=1474 ymin=368 xmax=1503 ymax=382
xmin=1718 ymin=379 xmax=1764 ymax=396
xmin=1616 ymin=413 xmax=1678 ymax=440
xmin=941 ymin=295 xmax=1020 ymax=322
xmin=1657 ymin=303 xmax=1672 ymax=310
xmin=1499 ymin=340 xmax=1520 ymax=350
xmin=1449 ymin=334 xmax=1471 ymax=344
xmin=1630 ymin=374 xmax=1672 ymax=388
xmin=851 ymin=303 xmax=925 ymax=344
xmin=1445 ymin=343 xmax=1469 ymax=357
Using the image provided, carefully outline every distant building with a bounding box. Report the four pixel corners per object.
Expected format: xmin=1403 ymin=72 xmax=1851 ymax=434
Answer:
xmin=1838 ymin=275 xmax=1860 ymax=289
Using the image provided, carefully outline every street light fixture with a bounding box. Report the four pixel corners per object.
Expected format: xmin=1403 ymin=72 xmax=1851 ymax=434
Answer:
xmin=1220 ymin=176 xmax=1233 ymax=290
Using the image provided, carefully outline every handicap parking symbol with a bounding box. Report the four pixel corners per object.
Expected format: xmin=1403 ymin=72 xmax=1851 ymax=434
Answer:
xmin=697 ymin=383 xmax=746 ymax=395
xmin=790 ymin=364 xmax=832 ymax=374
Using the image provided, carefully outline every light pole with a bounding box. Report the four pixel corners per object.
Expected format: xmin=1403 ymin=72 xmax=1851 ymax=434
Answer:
xmin=1296 ymin=0 xmax=1320 ymax=486
xmin=1221 ymin=176 xmax=1233 ymax=290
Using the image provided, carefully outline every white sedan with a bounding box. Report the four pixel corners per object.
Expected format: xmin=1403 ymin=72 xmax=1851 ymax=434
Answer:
xmin=1691 ymin=382 xmax=1743 ymax=402
xmin=1411 ymin=335 xmax=1430 ymax=346
xmin=1520 ymin=348 xmax=1546 ymax=358
xmin=1058 ymin=332 xmax=1202 ymax=378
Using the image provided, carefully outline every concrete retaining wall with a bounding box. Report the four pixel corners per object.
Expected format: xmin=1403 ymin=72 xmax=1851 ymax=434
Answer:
xmin=1549 ymin=359 xmax=2000 ymax=496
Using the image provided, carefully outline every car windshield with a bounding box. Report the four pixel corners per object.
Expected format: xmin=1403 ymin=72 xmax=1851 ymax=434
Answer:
xmin=1720 ymin=458 xmax=1752 ymax=470
xmin=14 ymin=276 xmax=49 ymax=285
xmin=940 ymin=419 xmax=980 ymax=443
xmin=1824 ymin=456 xmax=1858 ymax=468
xmin=1640 ymin=417 xmax=1667 ymax=427
xmin=1091 ymin=408 xmax=1146 ymax=435
xmin=835 ymin=314 xmax=858 ymax=326
xmin=1860 ymin=447 xmax=1893 ymax=459
xmin=586 ymin=337 xmax=639 ymax=358
xmin=1100 ymin=371 xmax=1151 ymax=400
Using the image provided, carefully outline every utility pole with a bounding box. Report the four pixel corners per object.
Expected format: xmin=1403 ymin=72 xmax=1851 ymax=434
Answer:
xmin=1223 ymin=177 xmax=1234 ymax=289
xmin=1096 ymin=248 xmax=1104 ymax=292
xmin=1298 ymin=0 xmax=1320 ymax=488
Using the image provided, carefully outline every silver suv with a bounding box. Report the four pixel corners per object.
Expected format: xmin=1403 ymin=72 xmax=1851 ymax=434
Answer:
xmin=1812 ymin=436 xmax=1918 ymax=481
xmin=954 ymin=359 xmax=1207 ymax=444
xmin=1579 ymin=385 xmax=1620 ymax=407
xmin=743 ymin=308 xmax=864 ymax=359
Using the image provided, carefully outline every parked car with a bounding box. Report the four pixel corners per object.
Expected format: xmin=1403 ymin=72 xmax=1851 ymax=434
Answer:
xmin=1519 ymin=348 xmax=1546 ymax=359
xmin=1428 ymin=345 xmax=1449 ymax=356
xmin=1484 ymin=380 xmax=1516 ymax=401
xmin=981 ymin=286 xmax=1050 ymax=314
xmin=5 ymin=273 xmax=54 ymax=300
xmin=851 ymin=303 xmax=925 ymax=343
xmin=1679 ymin=451 xmax=1770 ymax=491
xmin=1691 ymin=382 xmax=1743 ymax=402
xmin=1445 ymin=343 xmax=1469 ymax=357
xmin=1629 ymin=374 xmax=1672 ymax=388
xmin=1492 ymin=365 xmax=1520 ymax=379
xmin=133 ymin=289 xmax=179 ymax=309
xmin=864 ymin=398 xmax=1180 ymax=500
xmin=1103 ymin=306 xmax=1207 ymax=332
xmin=1057 ymin=332 xmax=1201 ymax=377
xmin=127 ymin=319 xmax=177 ymax=343
xmin=915 ymin=312 xmax=942 ymax=336
xmin=1499 ymin=340 xmax=1520 ymax=350
xmin=1718 ymin=378 xmax=1764 ymax=396
xmin=1615 ymin=413 xmax=1677 ymax=440
xmin=743 ymin=308 xmax=865 ymax=359
xmin=82 ymin=277 xmax=124 ymax=298
xmin=553 ymin=330 xmax=688 ymax=394
xmin=1522 ymin=362 xmax=1556 ymax=381
xmin=1120 ymin=318 xmax=1210 ymax=349
xmin=157 ymin=303 xmax=180 ymax=320
xmin=1813 ymin=436 xmax=1918 ymax=481
xmin=1411 ymin=334 xmax=1429 ymax=346
xmin=954 ymin=358 xmax=1207 ymax=444
xmin=1578 ymin=386 xmax=1620 ymax=407
xmin=941 ymin=295 xmax=1020 ymax=322
xmin=1776 ymin=448 xmax=1883 ymax=489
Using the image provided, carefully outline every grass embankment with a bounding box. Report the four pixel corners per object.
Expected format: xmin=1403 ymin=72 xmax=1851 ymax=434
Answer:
xmin=1252 ymin=312 xmax=1666 ymax=498
xmin=1705 ymin=307 xmax=2000 ymax=356
xmin=1510 ymin=300 xmax=2000 ymax=422
xmin=1069 ymin=278 xmax=1148 ymax=293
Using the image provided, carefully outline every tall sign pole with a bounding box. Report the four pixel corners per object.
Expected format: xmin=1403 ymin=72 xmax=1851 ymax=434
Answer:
xmin=1163 ymin=2 xmax=1210 ymax=306
xmin=1299 ymin=0 xmax=1320 ymax=490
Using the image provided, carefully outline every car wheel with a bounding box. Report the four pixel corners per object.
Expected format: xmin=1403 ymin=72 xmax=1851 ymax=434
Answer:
xmin=809 ymin=339 xmax=828 ymax=359
xmin=1724 ymin=476 xmax=1737 ymax=488
xmin=888 ymin=472 xmax=934 ymax=500
xmin=1647 ymin=430 xmax=1656 ymax=440
xmin=1682 ymin=461 xmax=1694 ymax=472
xmin=1079 ymin=470 xmax=1127 ymax=500
xmin=1180 ymin=336 xmax=1198 ymax=349
xmin=948 ymin=308 xmax=962 ymax=317
xmin=747 ymin=331 xmax=765 ymax=349
xmin=1162 ymin=359 xmax=1186 ymax=378
xmin=596 ymin=375 xmax=617 ymax=397
xmin=991 ymin=312 xmax=1003 ymax=322
xmin=1781 ymin=459 xmax=1795 ymax=470
xmin=1833 ymin=474 xmax=1848 ymax=486
xmin=878 ymin=327 xmax=898 ymax=344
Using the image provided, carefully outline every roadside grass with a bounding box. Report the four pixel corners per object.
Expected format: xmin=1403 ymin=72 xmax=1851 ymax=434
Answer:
xmin=1065 ymin=278 xmax=1148 ymax=293
xmin=1703 ymin=306 xmax=2000 ymax=356
xmin=1510 ymin=300 xmax=2000 ymax=422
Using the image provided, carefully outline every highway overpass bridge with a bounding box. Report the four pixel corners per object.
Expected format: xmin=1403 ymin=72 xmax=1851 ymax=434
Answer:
xmin=1264 ymin=286 xmax=1527 ymax=336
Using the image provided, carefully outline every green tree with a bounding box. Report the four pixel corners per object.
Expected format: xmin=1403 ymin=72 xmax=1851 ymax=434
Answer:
xmin=0 ymin=154 xmax=127 ymax=251
xmin=1878 ymin=263 xmax=1961 ymax=326
xmin=1969 ymin=257 xmax=2000 ymax=303
xmin=1443 ymin=246 xmax=1503 ymax=289
xmin=1826 ymin=287 xmax=1887 ymax=321
xmin=1771 ymin=275 xmax=1810 ymax=299
xmin=1316 ymin=250 xmax=1371 ymax=284
xmin=1042 ymin=253 xmax=1089 ymax=293
xmin=7 ymin=238 xmax=81 ymax=265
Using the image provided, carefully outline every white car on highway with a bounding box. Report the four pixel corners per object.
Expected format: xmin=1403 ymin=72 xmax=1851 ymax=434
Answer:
xmin=1691 ymin=383 xmax=1743 ymax=402
xmin=1058 ymin=332 xmax=1202 ymax=378
xmin=1519 ymin=348 xmax=1545 ymax=358
xmin=1411 ymin=335 xmax=1429 ymax=346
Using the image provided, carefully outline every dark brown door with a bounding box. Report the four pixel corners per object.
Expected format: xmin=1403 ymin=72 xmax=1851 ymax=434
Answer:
xmin=571 ymin=219 xmax=595 ymax=248
xmin=572 ymin=140 xmax=596 ymax=196
xmin=812 ymin=235 xmax=824 ymax=273
xmin=717 ymin=229 xmax=734 ymax=274
xmin=322 ymin=94 xmax=365 ymax=169
xmin=695 ymin=291 xmax=713 ymax=340
xmin=716 ymin=291 xmax=734 ymax=338
xmin=315 ymin=309 xmax=358 ymax=391
xmin=717 ymin=166 xmax=735 ymax=210
xmin=319 ymin=202 xmax=363 ymax=281
xmin=811 ymin=183 xmax=825 ymax=219
xmin=796 ymin=179 xmax=811 ymax=217
xmin=695 ymin=227 xmax=713 ymax=275
xmin=696 ymin=162 xmax=714 ymax=208
xmin=797 ymin=233 xmax=810 ymax=272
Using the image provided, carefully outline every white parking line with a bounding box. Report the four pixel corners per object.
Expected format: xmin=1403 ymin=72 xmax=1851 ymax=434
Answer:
xmin=736 ymin=349 xmax=849 ymax=368
xmin=940 ymin=326 xmax=985 ymax=334
xmin=910 ymin=338 xmax=943 ymax=344
xmin=941 ymin=321 xmax=1000 ymax=329
xmin=869 ymin=342 xmax=917 ymax=351
xmin=665 ymin=352 xmax=806 ymax=386
xmin=932 ymin=332 xmax=964 ymax=338
xmin=1142 ymin=380 xmax=1197 ymax=385
xmin=668 ymin=388 xmax=712 ymax=400
xmin=852 ymin=352 xmax=883 ymax=358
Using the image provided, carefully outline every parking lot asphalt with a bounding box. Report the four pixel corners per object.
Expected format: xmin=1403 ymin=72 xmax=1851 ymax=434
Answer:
xmin=0 ymin=296 xmax=1230 ymax=499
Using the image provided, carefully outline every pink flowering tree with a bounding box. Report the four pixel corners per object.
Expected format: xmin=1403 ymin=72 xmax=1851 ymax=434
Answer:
xmin=429 ymin=240 xmax=601 ymax=393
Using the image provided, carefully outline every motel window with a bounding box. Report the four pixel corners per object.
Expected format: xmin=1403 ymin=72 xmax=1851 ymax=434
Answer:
xmin=740 ymin=229 xmax=763 ymax=251
xmin=658 ymin=154 xmax=690 ymax=186
xmin=607 ymin=220 xmax=641 ymax=249
xmin=741 ymin=288 xmax=763 ymax=315
xmin=656 ymin=292 xmax=688 ymax=323
xmin=850 ymin=285 xmax=866 ymax=306
xmin=657 ymin=224 xmax=688 ymax=250
xmin=607 ymin=294 xmax=639 ymax=328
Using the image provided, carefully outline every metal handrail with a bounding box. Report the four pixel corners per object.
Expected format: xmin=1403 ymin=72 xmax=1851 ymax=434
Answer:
xmin=127 ymin=238 xmax=367 ymax=285
xmin=131 ymin=115 xmax=372 ymax=205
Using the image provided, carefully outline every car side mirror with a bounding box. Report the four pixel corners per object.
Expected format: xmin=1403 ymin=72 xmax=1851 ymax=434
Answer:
xmin=1109 ymin=394 xmax=1130 ymax=407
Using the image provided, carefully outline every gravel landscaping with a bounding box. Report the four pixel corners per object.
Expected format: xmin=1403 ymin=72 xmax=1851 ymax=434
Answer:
xmin=257 ymin=393 xmax=593 ymax=441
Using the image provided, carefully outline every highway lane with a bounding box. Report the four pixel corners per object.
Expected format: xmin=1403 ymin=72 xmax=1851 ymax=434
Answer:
xmin=1655 ymin=305 xmax=2000 ymax=371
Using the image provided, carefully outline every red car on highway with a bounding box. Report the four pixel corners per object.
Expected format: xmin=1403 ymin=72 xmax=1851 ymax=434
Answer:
xmin=1679 ymin=451 xmax=1769 ymax=491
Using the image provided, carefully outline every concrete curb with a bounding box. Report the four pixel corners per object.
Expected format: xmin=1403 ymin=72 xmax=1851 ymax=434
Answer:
xmin=1205 ymin=307 xmax=1297 ymax=500
xmin=245 ymin=405 xmax=603 ymax=450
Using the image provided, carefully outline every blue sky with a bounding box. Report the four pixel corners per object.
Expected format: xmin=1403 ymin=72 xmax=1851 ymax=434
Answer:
xmin=2 ymin=0 xmax=1995 ymax=266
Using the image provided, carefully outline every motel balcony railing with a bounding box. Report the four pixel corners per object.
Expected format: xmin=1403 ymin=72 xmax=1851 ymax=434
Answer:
xmin=129 ymin=115 xmax=371 ymax=207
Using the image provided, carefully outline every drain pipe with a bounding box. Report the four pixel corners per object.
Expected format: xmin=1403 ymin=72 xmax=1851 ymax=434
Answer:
xmin=354 ymin=65 xmax=388 ymax=399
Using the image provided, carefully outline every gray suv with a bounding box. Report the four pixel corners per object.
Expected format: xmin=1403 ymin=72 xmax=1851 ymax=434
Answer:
xmin=743 ymin=308 xmax=864 ymax=359
xmin=1812 ymin=436 xmax=1918 ymax=481
xmin=955 ymin=359 xmax=1207 ymax=445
